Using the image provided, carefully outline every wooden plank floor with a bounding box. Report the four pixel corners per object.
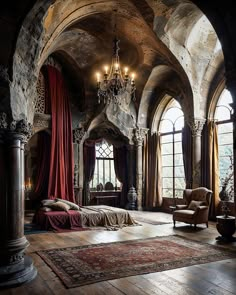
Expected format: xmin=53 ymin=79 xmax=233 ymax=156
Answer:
xmin=1 ymin=212 xmax=236 ymax=295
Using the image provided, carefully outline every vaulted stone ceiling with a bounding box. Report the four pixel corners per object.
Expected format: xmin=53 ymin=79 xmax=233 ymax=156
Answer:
xmin=0 ymin=1 xmax=226 ymax=129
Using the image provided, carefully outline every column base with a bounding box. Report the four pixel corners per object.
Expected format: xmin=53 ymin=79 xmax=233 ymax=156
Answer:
xmin=0 ymin=255 xmax=37 ymax=288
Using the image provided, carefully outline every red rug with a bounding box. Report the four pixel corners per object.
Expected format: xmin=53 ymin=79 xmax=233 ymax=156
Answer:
xmin=37 ymin=235 xmax=236 ymax=288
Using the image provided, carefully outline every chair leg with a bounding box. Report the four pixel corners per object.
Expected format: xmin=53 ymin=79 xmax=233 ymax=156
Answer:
xmin=206 ymin=222 xmax=208 ymax=228
xmin=194 ymin=224 xmax=196 ymax=230
xmin=173 ymin=220 xmax=176 ymax=227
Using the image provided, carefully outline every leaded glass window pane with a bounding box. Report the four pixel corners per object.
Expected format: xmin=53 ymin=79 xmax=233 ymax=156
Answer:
xmin=162 ymin=188 xmax=173 ymax=198
xmin=175 ymin=167 xmax=185 ymax=178
xmin=174 ymin=142 xmax=182 ymax=154
xmin=218 ymin=133 xmax=233 ymax=145
xmin=162 ymin=177 xmax=173 ymax=188
xmin=162 ymin=167 xmax=173 ymax=177
xmin=96 ymin=141 xmax=113 ymax=158
xmin=160 ymin=99 xmax=185 ymax=198
xmin=161 ymin=134 xmax=173 ymax=144
xmin=174 ymin=154 xmax=184 ymax=166
xmin=162 ymin=143 xmax=173 ymax=155
xmin=91 ymin=140 xmax=120 ymax=189
xmin=162 ymin=155 xmax=173 ymax=167
xmin=175 ymin=178 xmax=185 ymax=189
xmin=214 ymin=89 xmax=234 ymax=202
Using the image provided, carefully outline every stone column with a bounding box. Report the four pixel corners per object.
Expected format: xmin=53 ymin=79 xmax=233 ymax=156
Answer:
xmin=226 ymin=69 xmax=236 ymax=217
xmin=189 ymin=118 xmax=205 ymax=188
xmin=0 ymin=115 xmax=37 ymax=287
xmin=73 ymin=127 xmax=86 ymax=205
xmin=133 ymin=127 xmax=148 ymax=210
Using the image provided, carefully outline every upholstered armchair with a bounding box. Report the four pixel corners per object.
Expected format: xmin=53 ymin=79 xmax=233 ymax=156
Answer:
xmin=173 ymin=187 xmax=213 ymax=228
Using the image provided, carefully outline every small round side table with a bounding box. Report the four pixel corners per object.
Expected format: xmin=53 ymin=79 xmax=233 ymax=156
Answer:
xmin=216 ymin=215 xmax=236 ymax=242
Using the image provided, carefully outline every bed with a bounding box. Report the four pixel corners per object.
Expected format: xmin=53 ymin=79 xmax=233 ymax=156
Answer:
xmin=33 ymin=205 xmax=137 ymax=232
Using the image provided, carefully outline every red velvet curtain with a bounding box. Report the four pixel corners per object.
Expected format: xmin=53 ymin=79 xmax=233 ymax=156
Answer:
xmin=34 ymin=131 xmax=51 ymax=198
xmin=114 ymin=146 xmax=128 ymax=208
xmin=46 ymin=65 xmax=74 ymax=202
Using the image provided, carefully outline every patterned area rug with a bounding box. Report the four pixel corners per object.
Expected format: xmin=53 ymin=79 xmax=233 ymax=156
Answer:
xmin=37 ymin=235 xmax=236 ymax=288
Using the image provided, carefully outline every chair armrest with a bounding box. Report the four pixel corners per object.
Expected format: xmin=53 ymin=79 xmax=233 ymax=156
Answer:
xmin=193 ymin=206 xmax=208 ymax=216
xmin=193 ymin=206 xmax=209 ymax=223
xmin=196 ymin=205 xmax=208 ymax=211
xmin=176 ymin=205 xmax=188 ymax=210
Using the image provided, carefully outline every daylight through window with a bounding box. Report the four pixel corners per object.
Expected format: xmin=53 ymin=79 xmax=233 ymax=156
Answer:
xmin=159 ymin=100 xmax=185 ymax=198
xmin=214 ymin=89 xmax=234 ymax=202
xmin=91 ymin=140 xmax=120 ymax=189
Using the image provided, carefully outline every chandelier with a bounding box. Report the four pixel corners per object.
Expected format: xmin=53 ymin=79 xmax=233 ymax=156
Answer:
xmin=96 ymin=13 xmax=136 ymax=106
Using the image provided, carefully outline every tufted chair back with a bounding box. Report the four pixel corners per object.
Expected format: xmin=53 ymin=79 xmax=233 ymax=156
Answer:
xmin=184 ymin=187 xmax=212 ymax=207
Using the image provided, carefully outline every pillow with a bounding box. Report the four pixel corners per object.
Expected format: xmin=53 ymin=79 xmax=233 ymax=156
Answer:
xmin=50 ymin=201 xmax=70 ymax=211
xmin=41 ymin=199 xmax=56 ymax=207
xmin=56 ymin=198 xmax=81 ymax=211
xmin=188 ymin=200 xmax=203 ymax=211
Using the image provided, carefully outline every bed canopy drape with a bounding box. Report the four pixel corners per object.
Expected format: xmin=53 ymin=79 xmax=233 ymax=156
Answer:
xmin=43 ymin=65 xmax=75 ymax=202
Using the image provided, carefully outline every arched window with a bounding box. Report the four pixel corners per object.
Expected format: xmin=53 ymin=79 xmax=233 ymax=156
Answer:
xmin=214 ymin=89 xmax=234 ymax=202
xmin=159 ymin=100 xmax=185 ymax=198
xmin=91 ymin=140 xmax=120 ymax=189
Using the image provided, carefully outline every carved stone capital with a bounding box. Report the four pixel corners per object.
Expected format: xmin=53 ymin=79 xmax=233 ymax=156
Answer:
xmin=73 ymin=127 xmax=86 ymax=144
xmin=0 ymin=113 xmax=33 ymax=143
xmin=9 ymin=120 xmax=17 ymax=131
xmin=189 ymin=118 xmax=205 ymax=137
xmin=133 ymin=126 xmax=149 ymax=145
xmin=0 ymin=112 xmax=8 ymax=130
xmin=15 ymin=119 xmax=33 ymax=140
